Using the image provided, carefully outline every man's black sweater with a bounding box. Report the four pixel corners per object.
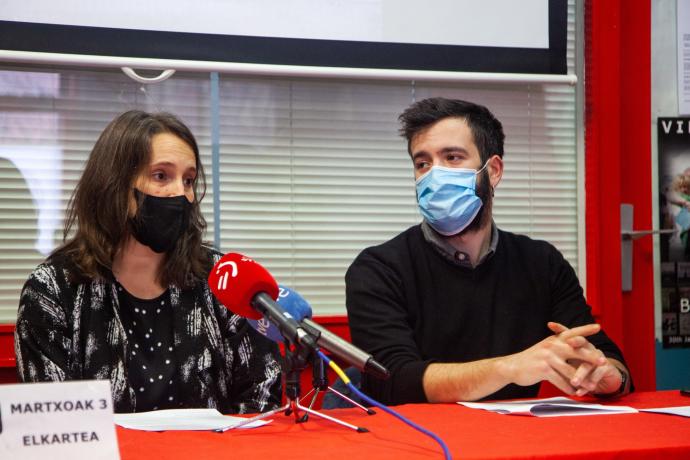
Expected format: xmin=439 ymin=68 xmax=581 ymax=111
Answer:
xmin=345 ymin=225 xmax=626 ymax=405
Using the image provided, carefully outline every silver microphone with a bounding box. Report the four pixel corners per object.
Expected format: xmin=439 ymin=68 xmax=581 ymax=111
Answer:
xmin=300 ymin=318 xmax=390 ymax=380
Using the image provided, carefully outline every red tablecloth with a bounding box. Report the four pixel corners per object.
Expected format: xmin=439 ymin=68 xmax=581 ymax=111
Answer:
xmin=117 ymin=390 xmax=690 ymax=459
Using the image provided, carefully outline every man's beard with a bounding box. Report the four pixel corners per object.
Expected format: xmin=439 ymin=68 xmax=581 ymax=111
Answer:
xmin=452 ymin=169 xmax=492 ymax=237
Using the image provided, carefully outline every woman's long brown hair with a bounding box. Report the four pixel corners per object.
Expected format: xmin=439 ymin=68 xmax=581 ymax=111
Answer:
xmin=52 ymin=110 xmax=209 ymax=287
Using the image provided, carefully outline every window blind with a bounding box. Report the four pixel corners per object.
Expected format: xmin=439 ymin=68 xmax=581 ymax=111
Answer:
xmin=218 ymin=78 xmax=419 ymax=312
xmin=0 ymin=69 xmax=215 ymax=322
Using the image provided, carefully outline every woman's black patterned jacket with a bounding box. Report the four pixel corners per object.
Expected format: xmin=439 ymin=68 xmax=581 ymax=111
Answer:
xmin=14 ymin=248 xmax=282 ymax=414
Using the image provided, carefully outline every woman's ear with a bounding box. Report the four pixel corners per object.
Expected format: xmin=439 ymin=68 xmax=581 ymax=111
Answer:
xmin=127 ymin=188 xmax=139 ymax=218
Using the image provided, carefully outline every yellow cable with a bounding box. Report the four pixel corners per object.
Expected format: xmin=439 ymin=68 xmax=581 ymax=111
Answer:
xmin=325 ymin=357 xmax=351 ymax=385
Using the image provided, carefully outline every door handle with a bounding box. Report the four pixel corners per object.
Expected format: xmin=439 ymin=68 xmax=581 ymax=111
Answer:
xmin=621 ymin=229 xmax=674 ymax=240
xmin=620 ymin=204 xmax=674 ymax=291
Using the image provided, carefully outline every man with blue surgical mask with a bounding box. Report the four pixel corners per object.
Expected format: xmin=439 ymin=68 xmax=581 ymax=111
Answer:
xmin=345 ymin=98 xmax=631 ymax=405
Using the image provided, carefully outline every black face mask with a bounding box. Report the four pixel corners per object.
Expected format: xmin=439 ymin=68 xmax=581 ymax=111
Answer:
xmin=130 ymin=190 xmax=192 ymax=253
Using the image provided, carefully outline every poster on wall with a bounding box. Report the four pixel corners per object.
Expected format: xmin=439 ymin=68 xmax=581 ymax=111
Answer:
xmin=658 ymin=117 xmax=690 ymax=348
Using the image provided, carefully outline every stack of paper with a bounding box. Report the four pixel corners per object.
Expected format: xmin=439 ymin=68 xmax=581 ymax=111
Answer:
xmin=640 ymin=406 xmax=690 ymax=418
xmin=458 ymin=397 xmax=638 ymax=417
xmin=114 ymin=408 xmax=271 ymax=431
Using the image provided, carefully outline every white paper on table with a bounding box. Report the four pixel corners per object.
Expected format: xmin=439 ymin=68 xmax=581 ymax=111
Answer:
xmin=640 ymin=406 xmax=690 ymax=418
xmin=458 ymin=396 xmax=638 ymax=417
xmin=114 ymin=408 xmax=271 ymax=431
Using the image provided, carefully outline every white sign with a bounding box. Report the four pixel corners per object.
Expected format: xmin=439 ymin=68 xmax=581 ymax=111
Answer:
xmin=679 ymin=0 xmax=690 ymax=114
xmin=0 ymin=380 xmax=120 ymax=460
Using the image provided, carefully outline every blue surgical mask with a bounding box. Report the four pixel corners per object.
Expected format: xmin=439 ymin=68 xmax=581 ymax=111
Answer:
xmin=415 ymin=162 xmax=489 ymax=236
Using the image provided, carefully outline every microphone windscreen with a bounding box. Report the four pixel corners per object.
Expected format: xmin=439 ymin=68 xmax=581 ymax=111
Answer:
xmin=247 ymin=285 xmax=313 ymax=342
xmin=208 ymin=252 xmax=279 ymax=320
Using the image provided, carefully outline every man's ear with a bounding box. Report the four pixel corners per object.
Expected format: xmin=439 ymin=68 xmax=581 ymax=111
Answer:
xmin=487 ymin=155 xmax=504 ymax=189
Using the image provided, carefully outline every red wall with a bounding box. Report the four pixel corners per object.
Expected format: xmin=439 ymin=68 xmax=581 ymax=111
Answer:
xmin=0 ymin=324 xmax=16 ymax=383
xmin=584 ymin=0 xmax=655 ymax=390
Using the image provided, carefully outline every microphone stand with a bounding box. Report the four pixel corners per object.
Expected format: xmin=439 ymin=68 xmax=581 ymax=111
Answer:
xmin=302 ymin=355 xmax=375 ymax=415
xmin=229 ymin=338 xmax=369 ymax=432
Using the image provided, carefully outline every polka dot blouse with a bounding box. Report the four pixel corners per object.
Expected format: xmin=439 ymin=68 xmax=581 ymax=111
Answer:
xmin=117 ymin=283 xmax=178 ymax=412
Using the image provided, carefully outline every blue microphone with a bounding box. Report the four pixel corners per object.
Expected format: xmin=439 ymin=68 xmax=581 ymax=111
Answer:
xmin=248 ymin=285 xmax=312 ymax=342
xmin=248 ymin=285 xmax=389 ymax=380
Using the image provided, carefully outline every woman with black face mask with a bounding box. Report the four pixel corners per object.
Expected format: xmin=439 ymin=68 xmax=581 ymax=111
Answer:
xmin=14 ymin=110 xmax=282 ymax=414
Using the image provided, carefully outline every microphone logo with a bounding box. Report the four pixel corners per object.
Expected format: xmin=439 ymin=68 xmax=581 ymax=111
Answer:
xmin=215 ymin=261 xmax=238 ymax=291
xmin=255 ymin=317 xmax=271 ymax=337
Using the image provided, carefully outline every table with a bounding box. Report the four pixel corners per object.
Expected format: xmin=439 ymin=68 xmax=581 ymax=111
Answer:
xmin=117 ymin=390 xmax=690 ymax=459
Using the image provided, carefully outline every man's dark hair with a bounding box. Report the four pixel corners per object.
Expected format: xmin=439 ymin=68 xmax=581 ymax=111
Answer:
xmin=53 ymin=110 xmax=209 ymax=287
xmin=398 ymin=97 xmax=505 ymax=163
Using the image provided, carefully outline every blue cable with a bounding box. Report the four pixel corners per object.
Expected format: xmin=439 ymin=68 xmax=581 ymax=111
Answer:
xmin=317 ymin=350 xmax=452 ymax=460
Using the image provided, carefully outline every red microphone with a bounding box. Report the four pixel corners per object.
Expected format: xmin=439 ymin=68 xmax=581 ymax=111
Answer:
xmin=208 ymin=252 xmax=314 ymax=348
xmin=208 ymin=253 xmax=279 ymax=320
